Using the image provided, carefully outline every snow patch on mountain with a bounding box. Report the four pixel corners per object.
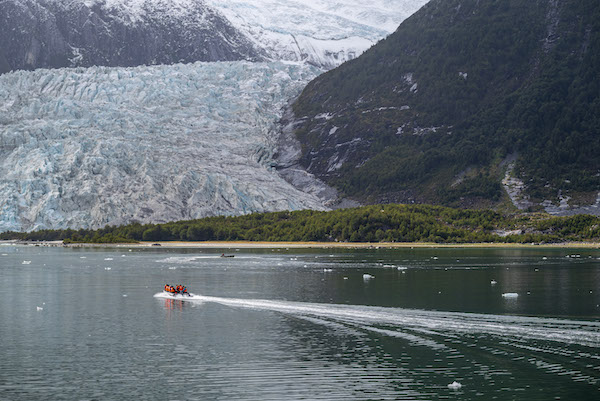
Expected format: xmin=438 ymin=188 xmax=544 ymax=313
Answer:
xmin=206 ymin=0 xmax=430 ymax=68
xmin=0 ymin=61 xmax=329 ymax=232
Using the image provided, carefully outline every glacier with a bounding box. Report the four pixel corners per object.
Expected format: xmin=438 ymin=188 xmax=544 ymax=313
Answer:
xmin=206 ymin=0 xmax=430 ymax=68
xmin=0 ymin=61 xmax=330 ymax=232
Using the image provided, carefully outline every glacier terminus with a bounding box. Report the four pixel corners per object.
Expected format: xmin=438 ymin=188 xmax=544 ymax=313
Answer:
xmin=0 ymin=62 xmax=329 ymax=232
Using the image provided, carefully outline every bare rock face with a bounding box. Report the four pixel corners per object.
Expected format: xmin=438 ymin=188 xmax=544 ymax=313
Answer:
xmin=0 ymin=0 xmax=265 ymax=74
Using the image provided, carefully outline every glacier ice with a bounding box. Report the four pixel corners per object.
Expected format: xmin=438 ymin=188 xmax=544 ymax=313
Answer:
xmin=206 ymin=0 xmax=430 ymax=68
xmin=0 ymin=61 xmax=329 ymax=232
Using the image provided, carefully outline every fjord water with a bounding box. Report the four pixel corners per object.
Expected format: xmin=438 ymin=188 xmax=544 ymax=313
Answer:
xmin=1 ymin=245 xmax=599 ymax=400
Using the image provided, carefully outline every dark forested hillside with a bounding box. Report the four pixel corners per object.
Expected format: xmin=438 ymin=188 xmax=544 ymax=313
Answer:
xmin=291 ymin=0 xmax=600 ymax=211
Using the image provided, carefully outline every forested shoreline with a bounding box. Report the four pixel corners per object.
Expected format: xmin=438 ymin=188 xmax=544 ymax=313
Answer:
xmin=2 ymin=204 xmax=599 ymax=245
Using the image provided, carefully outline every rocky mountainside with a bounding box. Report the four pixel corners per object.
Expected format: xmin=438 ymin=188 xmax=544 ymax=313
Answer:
xmin=0 ymin=0 xmax=264 ymax=73
xmin=291 ymin=0 xmax=600 ymax=214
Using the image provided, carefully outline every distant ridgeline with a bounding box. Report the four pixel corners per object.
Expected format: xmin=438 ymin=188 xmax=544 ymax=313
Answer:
xmin=3 ymin=205 xmax=600 ymax=244
xmin=291 ymin=0 xmax=600 ymax=210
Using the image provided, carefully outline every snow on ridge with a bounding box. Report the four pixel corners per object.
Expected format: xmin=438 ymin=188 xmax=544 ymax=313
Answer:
xmin=78 ymin=0 xmax=203 ymax=22
xmin=206 ymin=0 xmax=430 ymax=68
xmin=0 ymin=62 xmax=328 ymax=232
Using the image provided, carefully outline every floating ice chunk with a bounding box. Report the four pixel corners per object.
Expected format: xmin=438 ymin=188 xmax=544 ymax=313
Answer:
xmin=542 ymin=257 xmax=548 ymax=260
xmin=363 ymin=274 xmax=374 ymax=280
xmin=80 ymin=256 xmax=87 ymax=259
xmin=397 ymin=266 xmax=407 ymax=270
xmin=105 ymin=267 xmax=111 ymax=270
xmin=432 ymin=256 xmax=438 ymax=260
xmin=1 ymin=253 xmax=7 ymax=256
xmin=22 ymin=260 xmax=31 ymax=265
xmin=447 ymin=381 xmax=462 ymax=390
xmin=121 ymin=255 xmax=126 ymax=257
xmin=104 ymin=258 xmax=113 ymax=261
xmin=343 ymin=277 xmax=348 ymax=280
xmin=502 ymin=293 xmax=519 ymax=298
xmin=36 ymin=306 xmax=43 ymax=311
xmin=122 ymin=294 xmax=128 ymax=297
xmin=323 ymin=268 xmax=333 ymax=272
xmin=490 ymin=280 xmax=497 ymax=285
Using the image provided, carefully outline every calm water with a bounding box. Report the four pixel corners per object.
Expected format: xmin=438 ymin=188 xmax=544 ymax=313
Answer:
xmin=1 ymin=244 xmax=599 ymax=400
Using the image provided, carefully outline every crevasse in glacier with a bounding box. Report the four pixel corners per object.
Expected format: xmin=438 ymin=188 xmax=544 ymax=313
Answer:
xmin=0 ymin=61 xmax=327 ymax=232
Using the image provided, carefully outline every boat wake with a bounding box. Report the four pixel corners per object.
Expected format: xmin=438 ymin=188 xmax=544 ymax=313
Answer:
xmin=154 ymin=292 xmax=600 ymax=388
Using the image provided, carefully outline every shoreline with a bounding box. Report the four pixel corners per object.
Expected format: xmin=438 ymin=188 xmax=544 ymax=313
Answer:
xmin=9 ymin=240 xmax=596 ymax=249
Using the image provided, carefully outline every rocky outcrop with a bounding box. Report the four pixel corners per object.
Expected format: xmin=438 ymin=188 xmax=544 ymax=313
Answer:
xmin=0 ymin=0 xmax=264 ymax=74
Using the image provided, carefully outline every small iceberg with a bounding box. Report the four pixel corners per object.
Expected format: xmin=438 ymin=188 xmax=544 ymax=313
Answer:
xmin=104 ymin=267 xmax=111 ymax=270
xmin=323 ymin=268 xmax=333 ymax=272
xmin=447 ymin=381 xmax=462 ymax=390
xmin=490 ymin=280 xmax=497 ymax=285
xmin=36 ymin=306 xmax=43 ymax=311
xmin=22 ymin=260 xmax=31 ymax=265
xmin=502 ymin=292 xmax=519 ymax=298
xmin=363 ymin=274 xmax=375 ymax=280
xmin=104 ymin=258 xmax=113 ymax=261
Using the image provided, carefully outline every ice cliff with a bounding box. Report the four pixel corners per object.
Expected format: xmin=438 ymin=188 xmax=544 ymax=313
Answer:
xmin=0 ymin=62 xmax=328 ymax=232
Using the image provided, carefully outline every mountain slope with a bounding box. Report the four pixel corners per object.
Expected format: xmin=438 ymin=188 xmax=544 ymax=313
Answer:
xmin=0 ymin=0 xmax=264 ymax=73
xmin=291 ymin=0 xmax=600 ymax=213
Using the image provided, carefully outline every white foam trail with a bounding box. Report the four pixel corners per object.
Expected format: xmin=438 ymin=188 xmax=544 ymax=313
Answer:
xmin=153 ymin=293 xmax=600 ymax=348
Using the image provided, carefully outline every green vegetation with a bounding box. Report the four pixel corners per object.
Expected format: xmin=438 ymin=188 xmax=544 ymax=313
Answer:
xmin=292 ymin=0 xmax=600 ymax=205
xmin=2 ymin=204 xmax=599 ymax=244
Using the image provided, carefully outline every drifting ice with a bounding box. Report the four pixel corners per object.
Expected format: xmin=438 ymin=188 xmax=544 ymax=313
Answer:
xmin=502 ymin=293 xmax=519 ymax=298
xmin=447 ymin=381 xmax=462 ymax=390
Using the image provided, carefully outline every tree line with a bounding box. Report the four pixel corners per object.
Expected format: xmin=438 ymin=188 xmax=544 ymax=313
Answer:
xmin=2 ymin=204 xmax=599 ymax=244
